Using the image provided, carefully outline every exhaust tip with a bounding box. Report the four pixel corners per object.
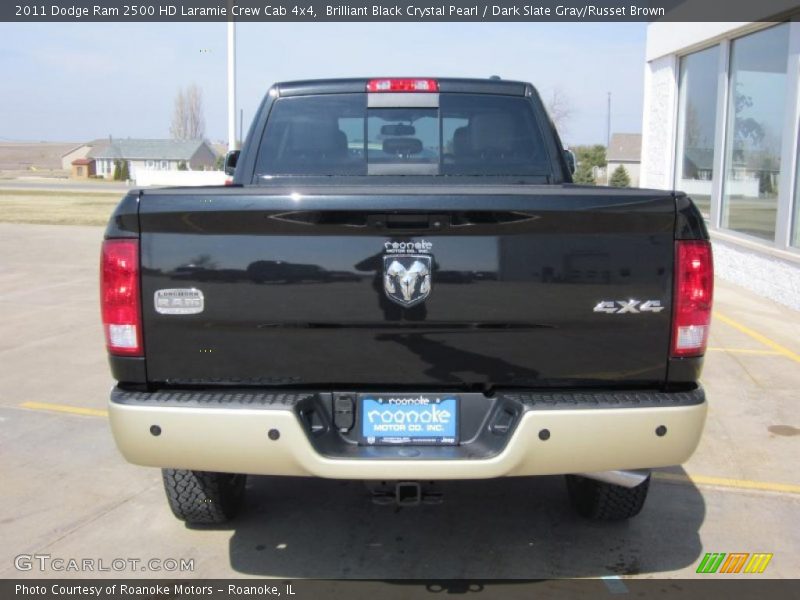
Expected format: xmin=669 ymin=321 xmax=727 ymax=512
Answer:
xmin=578 ymin=470 xmax=651 ymax=488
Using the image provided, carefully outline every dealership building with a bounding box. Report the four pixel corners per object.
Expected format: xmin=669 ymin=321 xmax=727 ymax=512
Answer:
xmin=640 ymin=17 xmax=800 ymax=309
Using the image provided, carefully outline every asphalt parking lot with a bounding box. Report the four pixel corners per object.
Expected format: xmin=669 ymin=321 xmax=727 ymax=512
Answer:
xmin=1 ymin=222 xmax=798 ymax=580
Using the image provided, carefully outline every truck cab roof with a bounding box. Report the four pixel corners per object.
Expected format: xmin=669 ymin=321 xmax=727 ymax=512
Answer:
xmin=273 ymin=77 xmax=533 ymax=97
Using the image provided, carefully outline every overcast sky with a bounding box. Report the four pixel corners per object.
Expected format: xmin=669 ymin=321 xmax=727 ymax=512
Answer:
xmin=0 ymin=22 xmax=646 ymax=146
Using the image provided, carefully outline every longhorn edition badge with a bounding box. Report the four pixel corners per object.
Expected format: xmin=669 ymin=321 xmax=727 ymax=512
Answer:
xmin=383 ymin=240 xmax=433 ymax=307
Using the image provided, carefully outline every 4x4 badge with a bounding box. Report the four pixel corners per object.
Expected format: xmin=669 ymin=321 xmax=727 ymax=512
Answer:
xmin=593 ymin=300 xmax=665 ymax=314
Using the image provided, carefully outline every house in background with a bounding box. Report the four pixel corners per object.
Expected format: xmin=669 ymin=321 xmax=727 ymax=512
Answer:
xmin=88 ymin=139 xmax=218 ymax=180
xmin=61 ymin=142 xmax=92 ymax=169
xmin=606 ymin=133 xmax=642 ymax=186
xmin=61 ymin=138 xmax=111 ymax=173
xmin=60 ymin=139 xmax=106 ymax=171
xmin=70 ymin=158 xmax=95 ymax=179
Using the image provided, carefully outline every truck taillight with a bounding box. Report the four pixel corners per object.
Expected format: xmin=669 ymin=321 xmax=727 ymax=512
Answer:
xmin=672 ymin=240 xmax=713 ymax=357
xmin=366 ymin=78 xmax=439 ymax=92
xmin=101 ymin=239 xmax=142 ymax=356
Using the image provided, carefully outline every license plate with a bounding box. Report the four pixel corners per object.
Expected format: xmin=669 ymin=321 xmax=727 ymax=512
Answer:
xmin=359 ymin=394 xmax=459 ymax=446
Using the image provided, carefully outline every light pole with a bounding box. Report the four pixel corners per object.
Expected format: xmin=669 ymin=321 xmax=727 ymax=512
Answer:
xmin=227 ymin=18 xmax=236 ymax=151
xmin=606 ymin=91 xmax=611 ymax=148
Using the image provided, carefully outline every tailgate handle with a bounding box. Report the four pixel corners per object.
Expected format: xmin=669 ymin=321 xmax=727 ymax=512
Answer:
xmin=369 ymin=214 xmax=447 ymax=230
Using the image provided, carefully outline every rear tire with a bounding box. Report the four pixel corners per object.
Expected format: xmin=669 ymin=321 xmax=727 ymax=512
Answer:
xmin=162 ymin=469 xmax=246 ymax=525
xmin=565 ymin=474 xmax=650 ymax=521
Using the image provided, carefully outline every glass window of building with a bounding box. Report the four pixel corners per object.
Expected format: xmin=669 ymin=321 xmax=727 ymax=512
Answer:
xmin=721 ymin=23 xmax=790 ymax=242
xmin=674 ymin=45 xmax=720 ymax=217
xmin=793 ymin=135 xmax=800 ymax=248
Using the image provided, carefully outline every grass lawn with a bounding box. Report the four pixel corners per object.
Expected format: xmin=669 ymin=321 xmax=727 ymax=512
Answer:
xmin=0 ymin=190 xmax=122 ymax=226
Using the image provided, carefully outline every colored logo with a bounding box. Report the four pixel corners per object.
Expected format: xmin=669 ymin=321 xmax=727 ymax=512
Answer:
xmin=696 ymin=552 xmax=773 ymax=574
xmin=361 ymin=396 xmax=458 ymax=444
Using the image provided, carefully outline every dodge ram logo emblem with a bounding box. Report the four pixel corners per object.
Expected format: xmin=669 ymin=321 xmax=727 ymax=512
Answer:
xmin=383 ymin=256 xmax=432 ymax=307
xmin=383 ymin=240 xmax=433 ymax=307
xmin=382 ymin=240 xmax=433 ymax=307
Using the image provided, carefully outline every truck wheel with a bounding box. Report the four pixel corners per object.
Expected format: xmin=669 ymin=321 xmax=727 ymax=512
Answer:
xmin=162 ymin=469 xmax=246 ymax=524
xmin=565 ymin=474 xmax=650 ymax=521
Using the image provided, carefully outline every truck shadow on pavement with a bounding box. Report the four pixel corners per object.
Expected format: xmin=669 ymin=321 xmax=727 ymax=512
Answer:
xmin=221 ymin=471 xmax=704 ymax=578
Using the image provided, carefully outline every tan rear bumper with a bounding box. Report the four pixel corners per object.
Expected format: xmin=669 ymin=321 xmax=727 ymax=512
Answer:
xmin=108 ymin=389 xmax=707 ymax=479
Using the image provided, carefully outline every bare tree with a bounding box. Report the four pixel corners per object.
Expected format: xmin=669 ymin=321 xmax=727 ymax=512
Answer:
xmin=545 ymin=86 xmax=574 ymax=134
xmin=170 ymin=89 xmax=186 ymax=139
xmin=170 ymin=84 xmax=205 ymax=140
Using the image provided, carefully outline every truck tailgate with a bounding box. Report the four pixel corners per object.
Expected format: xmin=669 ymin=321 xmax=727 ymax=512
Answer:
xmin=138 ymin=186 xmax=675 ymax=388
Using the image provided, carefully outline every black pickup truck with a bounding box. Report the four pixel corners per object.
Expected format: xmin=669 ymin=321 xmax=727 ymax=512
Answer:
xmin=102 ymin=78 xmax=712 ymax=524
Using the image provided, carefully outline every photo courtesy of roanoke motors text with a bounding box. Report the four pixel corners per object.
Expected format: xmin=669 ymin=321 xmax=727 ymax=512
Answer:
xmin=1 ymin=0 xmax=799 ymax=598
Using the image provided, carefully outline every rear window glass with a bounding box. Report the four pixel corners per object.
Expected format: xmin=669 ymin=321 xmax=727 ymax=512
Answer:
xmin=255 ymin=93 xmax=551 ymax=177
xmin=367 ymin=108 xmax=439 ymax=166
